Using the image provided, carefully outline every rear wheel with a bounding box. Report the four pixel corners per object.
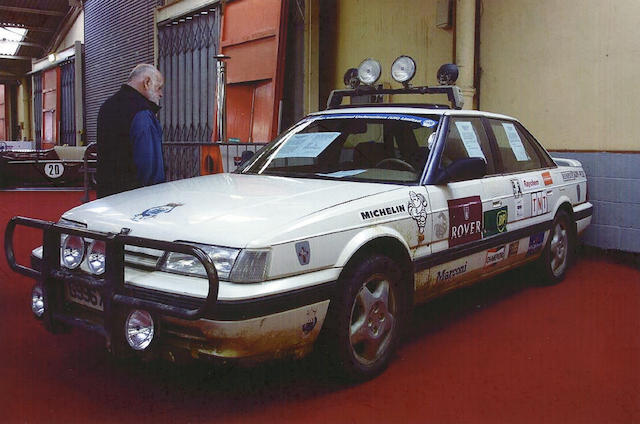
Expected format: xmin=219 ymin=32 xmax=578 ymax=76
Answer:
xmin=327 ymin=254 xmax=405 ymax=381
xmin=538 ymin=210 xmax=574 ymax=284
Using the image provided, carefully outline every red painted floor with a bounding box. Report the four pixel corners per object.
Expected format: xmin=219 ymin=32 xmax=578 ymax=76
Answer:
xmin=1 ymin=191 xmax=639 ymax=423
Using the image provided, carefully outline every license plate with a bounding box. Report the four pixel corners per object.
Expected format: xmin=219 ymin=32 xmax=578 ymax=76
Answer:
xmin=65 ymin=281 xmax=103 ymax=311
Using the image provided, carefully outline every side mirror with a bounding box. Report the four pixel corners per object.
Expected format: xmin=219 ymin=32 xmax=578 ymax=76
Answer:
xmin=236 ymin=150 xmax=255 ymax=167
xmin=434 ymin=157 xmax=487 ymax=184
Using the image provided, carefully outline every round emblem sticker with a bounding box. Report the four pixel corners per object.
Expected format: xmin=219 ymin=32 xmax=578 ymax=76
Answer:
xmin=44 ymin=162 xmax=64 ymax=178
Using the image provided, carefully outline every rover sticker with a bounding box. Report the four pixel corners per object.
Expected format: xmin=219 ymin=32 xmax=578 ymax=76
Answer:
xmin=434 ymin=211 xmax=448 ymax=239
xmin=485 ymin=245 xmax=506 ymax=267
xmin=408 ymin=191 xmax=428 ymax=234
xmin=132 ymin=203 xmax=184 ymax=221
xmin=296 ymin=241 xmax=311 ymax=266
xmin=360 ymin=204 xmax=406 ymax=220
xmin=527 ymin=232 xmax=545 ymax=256
xmin=447 ymin=196 xmax=482 ymax=247
xmin=483 ymin=206 xmax=508 ymax=237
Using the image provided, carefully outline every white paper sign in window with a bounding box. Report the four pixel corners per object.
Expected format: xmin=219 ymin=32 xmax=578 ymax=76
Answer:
xmin=502 ymin=123 xmax=530 ymax=161
xmin=275 ymin=132 xmax=340 ymax=158
xmin=454 ymin=121 xmax=486 ymax=160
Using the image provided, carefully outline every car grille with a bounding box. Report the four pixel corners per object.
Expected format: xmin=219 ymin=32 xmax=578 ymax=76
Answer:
xmin=124 ymin=246 xmax=164 ymax=270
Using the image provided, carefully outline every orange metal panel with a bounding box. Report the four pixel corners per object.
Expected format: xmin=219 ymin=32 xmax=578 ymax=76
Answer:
xmin=42 ymin=68 xmax=60 ymax=144
xmin=0 ymin=84 xmax=5 ymax=140
xmin=217 ymin=0 xmax=288 ymax=143
xmin=200 ymin=144 xmax=224 ymax=175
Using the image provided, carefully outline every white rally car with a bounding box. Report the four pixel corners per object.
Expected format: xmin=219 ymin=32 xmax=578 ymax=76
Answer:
xmin=6 ymin=59 xmax=592 ymax=381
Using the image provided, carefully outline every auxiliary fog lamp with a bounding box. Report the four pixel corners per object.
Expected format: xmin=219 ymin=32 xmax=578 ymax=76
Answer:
xmin=391 ymin=55 xmax=416 ymax=86
xmin=357 ymin=58 xmax=382 ymax=85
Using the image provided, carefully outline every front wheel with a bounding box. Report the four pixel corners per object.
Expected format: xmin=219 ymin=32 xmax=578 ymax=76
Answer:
xmin=326 ymin=254 xmax=405 ymax=381
xmin=538 ymin=210 xmax=574 ymax=284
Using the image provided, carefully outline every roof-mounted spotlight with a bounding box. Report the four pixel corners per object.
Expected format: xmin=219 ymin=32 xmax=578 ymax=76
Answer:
xmin=357 ymin=58 xmax=381 ymax=86
xmin=437 ymin=63 xmax=459 ymax=85
xmin=343 ymin=68 xmax=360 ymax=89
xmin=391 ymin=55 xmax=416 ymax=87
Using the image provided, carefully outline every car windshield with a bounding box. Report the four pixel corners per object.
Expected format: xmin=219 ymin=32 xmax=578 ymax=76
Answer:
xmin=240 ymin=113 xmax=440 ymax=183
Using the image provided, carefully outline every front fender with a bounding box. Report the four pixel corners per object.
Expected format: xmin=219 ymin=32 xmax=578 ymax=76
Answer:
xmin=335 ymin=225 xmax=411 ymax=268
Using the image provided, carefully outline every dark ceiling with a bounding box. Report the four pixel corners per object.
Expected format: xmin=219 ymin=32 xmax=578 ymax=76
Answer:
xmin=0 ymin=0 xmax=74 ymax=80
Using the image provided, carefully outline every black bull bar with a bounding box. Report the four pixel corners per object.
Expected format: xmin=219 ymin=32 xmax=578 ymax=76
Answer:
xmin=5 ymin=216 xmax=219 ymax=340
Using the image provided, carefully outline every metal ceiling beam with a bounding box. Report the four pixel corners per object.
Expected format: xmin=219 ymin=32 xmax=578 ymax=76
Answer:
xmin=0 ymin=54 xmax=34 ymax=60
xmin=0 ymin=23 xmax=54 ymax=32
xmin=0 ymin=38 xmax=44 ymax=49
xmin=0 ymin=6 xmax=67 ymax=17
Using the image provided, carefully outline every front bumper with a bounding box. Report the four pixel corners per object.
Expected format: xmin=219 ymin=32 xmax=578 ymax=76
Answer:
xmin=7 ymin=216 xmax=332 ymax=362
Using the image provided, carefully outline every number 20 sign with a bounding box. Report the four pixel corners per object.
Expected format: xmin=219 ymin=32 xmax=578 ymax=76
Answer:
xmin=44 ymin=162 xmax=64 ymax=178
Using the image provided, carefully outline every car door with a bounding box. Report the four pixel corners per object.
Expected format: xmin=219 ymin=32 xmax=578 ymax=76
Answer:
xmin=486 ymin=118 xmax=558 ymax=263
xmin=416 ymin=115 xmax=502 ymax=301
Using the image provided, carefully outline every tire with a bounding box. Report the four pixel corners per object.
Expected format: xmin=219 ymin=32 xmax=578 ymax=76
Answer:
xmin=538 ymin=209 xmax=574 ymax=284
xmin=326 ymin=254 xmax=405 ymax=382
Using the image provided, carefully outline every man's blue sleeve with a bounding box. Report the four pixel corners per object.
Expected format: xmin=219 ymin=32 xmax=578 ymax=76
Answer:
xmin=130 ymin=110 xmax=162 ymax=186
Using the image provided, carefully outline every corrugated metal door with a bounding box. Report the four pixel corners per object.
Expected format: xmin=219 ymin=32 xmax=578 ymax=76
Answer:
xmin=33 ymin=73 xmax=42 ymax=146
xmin=42 ymin=68 xmax=59 ymax=147
xmin=60 ymin=60 xmax=76 ymax=146
xmin=157 ymin=5 xmax=220 ymax=181
xmin=0 ymin=85 xmax=5 ymax=141
xmin=84 ymin=0 xmax=156 ymax=145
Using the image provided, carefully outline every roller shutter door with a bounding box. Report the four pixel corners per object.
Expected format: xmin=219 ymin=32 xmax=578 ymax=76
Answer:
xmin=84 ymin=0 xmax=156 ymax=145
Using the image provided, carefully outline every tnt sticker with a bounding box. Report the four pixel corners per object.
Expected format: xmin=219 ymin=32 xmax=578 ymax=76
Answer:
xmin=531 ymin=191 xmax=548 ymax=216
xmin=296 ymin=241 xmax=311 ymax=265
xmin=527 ymin=232 xmax=545 ymax=256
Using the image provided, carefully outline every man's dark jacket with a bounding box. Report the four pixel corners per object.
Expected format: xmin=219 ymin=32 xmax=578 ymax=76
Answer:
xmin=96 ymin=85 xmax=165 ymax=198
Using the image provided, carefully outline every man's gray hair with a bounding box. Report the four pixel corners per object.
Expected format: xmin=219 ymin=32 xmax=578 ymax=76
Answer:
xmin=127 ymin=64 xmax=160 ymax=82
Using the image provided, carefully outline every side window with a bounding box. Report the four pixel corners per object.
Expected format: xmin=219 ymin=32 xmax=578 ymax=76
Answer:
xmin=489 ymin=119 xmax=544 ymax=173
xmin=441 ymin=117 xmax=496 ymax=176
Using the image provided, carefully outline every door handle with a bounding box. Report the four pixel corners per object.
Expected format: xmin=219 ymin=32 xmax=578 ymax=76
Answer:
xmin=492 ymin=200 xmax=502 ymax=207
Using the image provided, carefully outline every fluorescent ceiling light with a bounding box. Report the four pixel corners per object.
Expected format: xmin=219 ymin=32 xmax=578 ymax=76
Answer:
xmin=0 ymin=27 xmax=27 ymax=56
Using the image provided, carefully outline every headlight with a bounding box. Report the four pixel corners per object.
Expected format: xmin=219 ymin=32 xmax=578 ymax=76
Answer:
xmin=357 ymin=58 xmax=381 ymax=85
xmin=87 ymin=240 xmax=106 ymax=275
xmin=229 ymin=249 xmax=270 ymax=283
xmin=391 ymin=55 xmax=416 ymax=85
xmin=159 ymin=243 xmax=240 ymax=280
xmin=125 ymin=310 xmax=155 ymax=351
xmin=61 ymin=236 xmax=85 ymax=269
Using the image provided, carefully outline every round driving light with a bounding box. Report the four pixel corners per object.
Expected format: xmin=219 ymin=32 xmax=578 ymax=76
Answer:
xmin=87 ymin=240 xmax=106 ymax=275
xmin=31 ymin=285 xmax=45 ymax=318
xmin=437 ymin=63 xmax=459 ymax=85
xmin=62 ymin=236 xmax=85 ymax=269
xmin=125 ymin=310 xmax=155 ymax=351
xmin=357 ymin=58 xmax=381 ymax=85
xmin=391 ymin=55 xmax=416 ymax=84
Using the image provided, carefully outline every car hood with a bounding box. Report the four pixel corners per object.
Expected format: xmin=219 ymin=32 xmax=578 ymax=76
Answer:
xmin=63 ymin=173 xmax=399 ymax=247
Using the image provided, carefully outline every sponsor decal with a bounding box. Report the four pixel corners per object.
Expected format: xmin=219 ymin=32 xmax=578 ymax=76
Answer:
xmin=408 ymin=191 xmax=428 ymax=234
xmin=44 ymin=162 xmax=65 ymax=179
xmin=132 ymin=203 xmax=184 ymax=221
xmin=310 ymin=113 xmax=438 ymax=127
xmin=577 ymin=184 xmax=581 ymax=202
xmin=520 ymin=176 xmax=542 ymax=190
xmin=0 ymin=141 xmax=6 ymax=152
xmin=360 ymin=204 xmax=406 ymax=221
xmin=542 ymin=171 xmax=553 ymax=186
xmin=531 ymin=191 xmax=549 ymax=216
xmin=302 ymin=316 xmax=318 ymax=334
xmin=483 ymin=206 xmax=508 ymax=237
xmin=508 ymin=241 xmax=519 ymax=257
xmin=515 ymin=197 xmax=525 ymax=219
xmin=434 ymin=211 xmax=448 ymax=239
xmin=527 ymin=232 xmax=545 ymax=256
xmin=485 ymin=245 xmax=506 ymax=267
xmin=448 ymin=196 xmax=482 ymax=247
xmin=511 ymin=179 xmax=523 ymax=198
xmin=295 ymin=241 xmax=311 ymax=266
xmin=436 ymin=262 xmax=468 ymax=283
xmin=561 ymin=170 xmax=585 ymax=182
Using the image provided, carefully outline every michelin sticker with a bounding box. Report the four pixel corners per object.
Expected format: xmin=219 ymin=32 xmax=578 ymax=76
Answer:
xmin=132 ymin=203 xmax=184 ymax=221
xmin=408 ymin=191 xmax=428 ymax=234
xmin=360 ymin=204 xmax=406 ymax=221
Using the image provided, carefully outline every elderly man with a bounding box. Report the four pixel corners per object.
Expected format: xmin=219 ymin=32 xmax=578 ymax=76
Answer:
xmin=96 ymin=64 xmax=165 ymax=198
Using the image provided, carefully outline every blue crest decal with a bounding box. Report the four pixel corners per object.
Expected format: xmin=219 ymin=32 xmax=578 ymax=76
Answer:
xmin=132 ymin=203 xmax=184 ymax=221
xmin=296 ymin=241 xmax=311 ymax=265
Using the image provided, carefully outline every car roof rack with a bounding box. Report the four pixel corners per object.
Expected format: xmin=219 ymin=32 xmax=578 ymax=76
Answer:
xmin=326 ymin=85 xmax=465 ymax=110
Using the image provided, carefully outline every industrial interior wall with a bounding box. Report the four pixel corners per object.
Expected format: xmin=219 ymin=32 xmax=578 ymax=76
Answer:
xmin=58 ymin=10 xmax=85 ymax=51
xmin=328 ymin=0 xmax=453 ymax=101
xmin=479 ymin=0 xmax=640 ymax=252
